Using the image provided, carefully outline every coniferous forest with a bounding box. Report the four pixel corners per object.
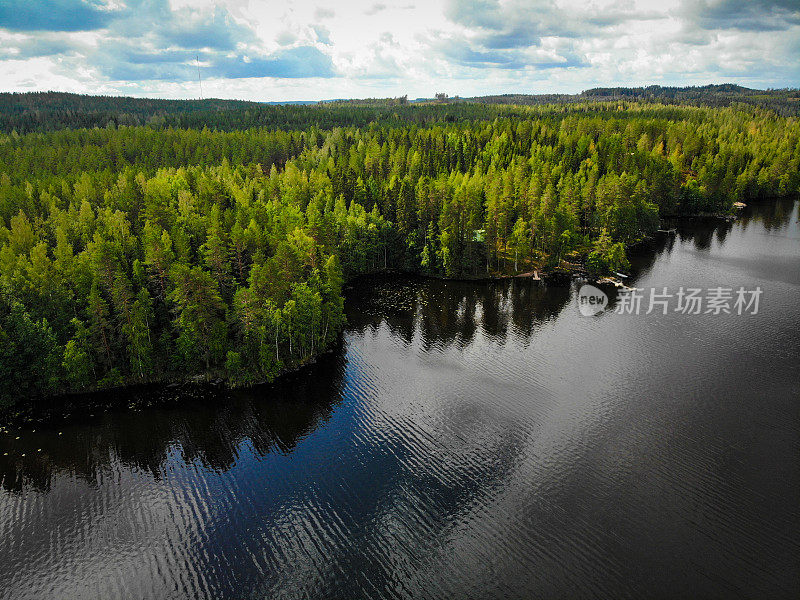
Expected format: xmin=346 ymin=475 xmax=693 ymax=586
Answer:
xmin=1 ymin=94 xmax=799 ymax=407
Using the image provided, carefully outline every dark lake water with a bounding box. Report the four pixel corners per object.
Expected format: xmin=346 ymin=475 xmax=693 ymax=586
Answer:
xmin=1 ymin=198 xmax=799 ymax=599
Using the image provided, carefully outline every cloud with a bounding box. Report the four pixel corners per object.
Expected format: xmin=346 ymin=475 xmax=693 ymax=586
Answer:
xmin=432 ymin=1 xmax=621 ymax=72
xmin=161 ymin=6 xmax=253 ymax=51
xmin=444 ymin=0 xmax=504 ymax=30
xmin=314 ymin=7 xmax=335 ymax=20
xmin=0 ymin=0 xmax=118 ymax=32
xmin=671 ymin=28 xmax=717 ymax=46
xmin=443 ymin=0 xmax=666 ymax=46
xmin=312 ymin=24 xmax=333 ymax=45
xmin=276 ymin=30 xmax=299 ymax=46
xmin=365 ymin=3 xmax=388 ymax=15
xmin=353 ymin=45 xmax=403 ymax=79
xmin=92 ymin=42 xmax=337 ymax=81
xmin=99 ymin=59 xmax=193 ymax=82
xmin=1 ymin=1 xmax=798 ymax=100
xmin=211 ymin=46 xmax=337 ymax=79
xmin=481 ymin=27 xmax=540 ymax=50
xmin=0 ymin=1 xmax=255 ymax=48
xmin=94 ymin=1 xmax=285 ymax=81
xmin=0 ymin=35 xmax=75 ymax=59
xmin=434 ymin=37 xmax=587 ymax=71
xmin=438 ymin=40 xmax=529 ymax=69
xmin=0 ymin=0 xmax=340 ymax=84
xmin=0 ymin=0 xmax=336 ymax=82
xmin=679 ymin=0 xmax=800 ymax=32
xmin=86 ymin=40 xmax=198 ymax=81
xmin=585 ymin=8 xmax=664 ymax=28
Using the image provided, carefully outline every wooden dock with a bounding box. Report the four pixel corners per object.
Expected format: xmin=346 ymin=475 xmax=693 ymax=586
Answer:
xmin=516 ymin=271 xmax=542 ymax=281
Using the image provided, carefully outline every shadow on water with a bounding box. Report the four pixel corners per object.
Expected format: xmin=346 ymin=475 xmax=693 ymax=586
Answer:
xmin=0 ymin=274 xmax=575 ymax=495
xmin=0 ymin=348 xmax=347 ymax=494
xmin=346 ymin=275 xmax=572 ymax=347
xmin=626 ymin=196 xmax=799 ymax=284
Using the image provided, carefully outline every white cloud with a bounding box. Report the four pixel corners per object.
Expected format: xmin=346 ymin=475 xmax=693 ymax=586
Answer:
xmin=0 ymin=0 xmax=797 ymax=101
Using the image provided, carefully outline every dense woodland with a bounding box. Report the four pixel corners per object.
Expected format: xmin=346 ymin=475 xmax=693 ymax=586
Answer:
xmin=0 ymin=90 xmax=515 ymax=133
xmin=470 ymin=85 xmax=800 ymax=117
xmin=2 ymin=85 xmax=798 ymax=134
xmin=1 ymin=95 xmax=799 ymax=407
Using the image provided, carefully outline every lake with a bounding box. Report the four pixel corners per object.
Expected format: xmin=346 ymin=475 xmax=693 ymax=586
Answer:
xmin=1 ymin=198 xmax=798 ymax=599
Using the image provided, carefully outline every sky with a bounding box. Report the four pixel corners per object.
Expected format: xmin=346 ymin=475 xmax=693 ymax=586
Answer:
xmin=0 ymin=0 xmax=798 ymax=101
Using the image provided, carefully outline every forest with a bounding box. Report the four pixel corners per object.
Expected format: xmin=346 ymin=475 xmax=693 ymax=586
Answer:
xmin=471 ymin=85 xmax=800 ymax=117
xmin=1 ymin=96 xmax=799 ymax=407
xmin=2 ymin=85 xmax=798 ymax=135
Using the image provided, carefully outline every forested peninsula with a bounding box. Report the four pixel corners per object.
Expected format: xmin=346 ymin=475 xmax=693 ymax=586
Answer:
xmin=1 ymin=93 xmax=799 ymax=408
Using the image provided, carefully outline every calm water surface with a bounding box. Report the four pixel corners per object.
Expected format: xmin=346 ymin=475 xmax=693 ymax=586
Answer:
xmin=1 ymin=199 xmax=799 ymax=599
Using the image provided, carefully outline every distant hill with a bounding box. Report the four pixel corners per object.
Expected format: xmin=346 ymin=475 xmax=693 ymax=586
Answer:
xmin=0 ymin=92 xmax=423 ymax=133
xmin=467 ymin=84 xmax=800 ymax=115
xmin=0 ymin=91 xmax=259 ymax=113
xmin=0 ymin=92 xmax=517 ymax=133
xmin=1 ymin=85 xmax=797 ymax=134
xmin=0 ymin=91 xmax=263 ymax=132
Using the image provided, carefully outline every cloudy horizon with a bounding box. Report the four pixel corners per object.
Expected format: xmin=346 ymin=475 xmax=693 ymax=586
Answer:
xmin=0 ymin=0 xmax=798 ymax=101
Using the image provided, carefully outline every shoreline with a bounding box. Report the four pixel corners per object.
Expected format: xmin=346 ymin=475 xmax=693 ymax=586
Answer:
xmin=0 ymin=202 xmax=766 ymax=427
xmin=0 ymin=338 xmax=344 ymax=428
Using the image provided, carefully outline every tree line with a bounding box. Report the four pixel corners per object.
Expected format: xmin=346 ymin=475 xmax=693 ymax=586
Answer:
xmin=471 ymin=84 xmax=800 ymax=117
